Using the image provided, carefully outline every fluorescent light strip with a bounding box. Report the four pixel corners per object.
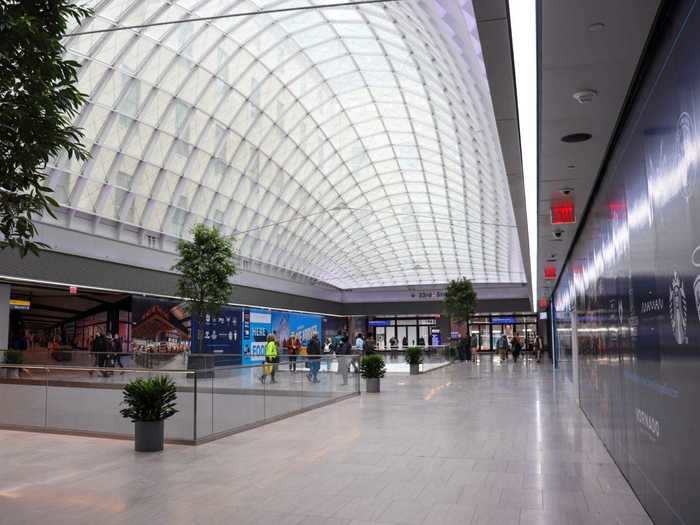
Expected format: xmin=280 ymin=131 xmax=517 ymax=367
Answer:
xmin=508 ymin=0 xmax=538 ymax=309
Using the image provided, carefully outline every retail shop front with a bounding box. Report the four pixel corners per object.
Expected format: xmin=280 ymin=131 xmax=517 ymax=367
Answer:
xmin=366 ymin=315 xmax=446 ymax=348
xmin=462 ymin=313 xmax=538 ymax=352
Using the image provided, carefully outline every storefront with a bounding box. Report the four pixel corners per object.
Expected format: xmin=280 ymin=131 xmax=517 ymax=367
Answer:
xmin=465 ymin=313 xmax=538 ymax=351
xmin=367 ymin=315 xmax=444 ymax=348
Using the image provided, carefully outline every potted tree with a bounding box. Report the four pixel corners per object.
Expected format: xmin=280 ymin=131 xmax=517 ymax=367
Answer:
xmin=444 ymin=277 xmax=478 ymax=361
xmin=120 ymin=375 xmax=178 ymax=452
xmin=173 ymin=223 xmax=236 ymax=372
xmin=3 ymin=350 xmax=23 ymax=378
xmin=405 ymin=346 xmax=423 ymax=375
xmin=360 ymin=354 xmax=386 ymax=393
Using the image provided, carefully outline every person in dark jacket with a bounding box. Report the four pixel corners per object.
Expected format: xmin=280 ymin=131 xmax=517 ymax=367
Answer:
xmin=335 ymin=336 xmax=351 ymax=385
xmin=512 ymin=334 xmax=523 ymax=363
xmin=306 ymin=333 xmax=322 ymax=383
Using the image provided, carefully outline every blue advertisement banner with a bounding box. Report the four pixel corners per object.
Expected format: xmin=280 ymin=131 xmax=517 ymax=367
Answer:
xmin=271 ymin=311 xmax=322 ymax=347
xmin=243 ymin=308 xmax=272 ymax=364
xmin=191 ymin=306 xmax=242 ymax=365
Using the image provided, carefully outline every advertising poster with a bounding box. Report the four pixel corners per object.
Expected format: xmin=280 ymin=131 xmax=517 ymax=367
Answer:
xmin=271 ymin=311 xmax=322 ymax=348
xmin=243 ymin=308 xmax=272 ymax=364
xmin=131 ymin=296 xmax=190 ymax=353
xmin=191 ymin=306 xmax=243 ymax=365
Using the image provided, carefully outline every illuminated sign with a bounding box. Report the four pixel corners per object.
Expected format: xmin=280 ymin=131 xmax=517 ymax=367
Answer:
xmin=551 ymin=202 xmax=576 ymax=224
xmin=492 ymin=317 xmax=516 ymax=324
xmin=69 ymin=286 xmax=78 ymax=295
xmin=9 ymin=299 xmax=31 ymax=311
xmin=368 ymin=320 xmax=391 ymax=327
xmin=544 ymin=266 xmax=557 ymax=280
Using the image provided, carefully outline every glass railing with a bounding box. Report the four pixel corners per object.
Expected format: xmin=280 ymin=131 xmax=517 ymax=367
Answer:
xmin=0 ymin=349 xmax=189 ymax=370
xmin=0 ymin=355 xmax=360 ymax=444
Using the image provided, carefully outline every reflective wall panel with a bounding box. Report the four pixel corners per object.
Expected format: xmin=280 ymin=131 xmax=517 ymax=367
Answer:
xmin=554 ymin=2 xmax=700 ymax=523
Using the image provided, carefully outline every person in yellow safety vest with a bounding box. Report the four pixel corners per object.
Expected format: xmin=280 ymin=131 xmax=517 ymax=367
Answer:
xmin=260 ymin=334 xmax=278 ymax=384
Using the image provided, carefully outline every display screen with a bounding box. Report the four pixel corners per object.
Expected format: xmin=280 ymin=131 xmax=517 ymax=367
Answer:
xmin=553 ymin=3 xmax=700 ymax=522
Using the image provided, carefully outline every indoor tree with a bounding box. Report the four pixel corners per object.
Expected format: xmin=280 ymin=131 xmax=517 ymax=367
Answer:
xmin=173 ymin=224 xmax=236 ymax=354
xmin=0 ymin=1 xmax=92 ymax=256
xmin=444 ymin=277 xmax=478 ymax=332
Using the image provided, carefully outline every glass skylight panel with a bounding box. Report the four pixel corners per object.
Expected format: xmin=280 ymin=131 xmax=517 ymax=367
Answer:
xmin=52 ymin=0 xmax=526 ymax=289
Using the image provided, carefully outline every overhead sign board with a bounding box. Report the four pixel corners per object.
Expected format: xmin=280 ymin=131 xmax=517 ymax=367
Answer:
xmin=9 ymin=299 xmax=31 ymax=311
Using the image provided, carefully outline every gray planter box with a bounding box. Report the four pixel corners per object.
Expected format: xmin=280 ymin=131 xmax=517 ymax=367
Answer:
xmin=366 ymin=377 xmax=380 ymax=393
xmin=134 ymin=420 xmax=165 ymax=452
xmin=409 ymin=364 xmax=420 ymax=375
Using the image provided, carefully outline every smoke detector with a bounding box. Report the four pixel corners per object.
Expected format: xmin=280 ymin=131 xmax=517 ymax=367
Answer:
xmin=573 ymin=90 xmax=598 ymax=104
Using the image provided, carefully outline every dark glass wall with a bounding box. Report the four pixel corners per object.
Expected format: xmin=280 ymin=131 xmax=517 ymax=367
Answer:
xmin=553 ymin=2 xmax=700 ymax=523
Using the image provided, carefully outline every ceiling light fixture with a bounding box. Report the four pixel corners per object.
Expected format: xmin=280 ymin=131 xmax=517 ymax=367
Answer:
xmin=588 ymin=22 xmax=606 ymax=32
xmin=573 ymin=89 xmax=597 ymax=104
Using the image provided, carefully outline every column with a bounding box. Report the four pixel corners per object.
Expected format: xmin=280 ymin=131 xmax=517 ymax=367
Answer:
xmin=0 ymin=283 xmax=10 ymax=350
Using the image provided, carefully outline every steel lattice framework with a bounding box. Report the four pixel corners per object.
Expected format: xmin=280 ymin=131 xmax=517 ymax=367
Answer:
xmin=45 ymin=0 xmax=526 ymax=289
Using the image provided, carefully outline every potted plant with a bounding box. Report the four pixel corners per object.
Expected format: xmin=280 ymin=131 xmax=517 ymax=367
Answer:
xmin=120 ymin=375 xmax=178 ymax=452
xmin=405 ymin=346 xmax=423 ymax=375
xmin=360 ymin=354 xmax=386 ymax=393
xmin=4 ymin=350 xmax=23 ymax=378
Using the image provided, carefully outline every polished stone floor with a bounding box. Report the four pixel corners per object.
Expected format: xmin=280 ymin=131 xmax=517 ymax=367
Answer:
xmin=0 ymin=356 xmax=651 ymax=525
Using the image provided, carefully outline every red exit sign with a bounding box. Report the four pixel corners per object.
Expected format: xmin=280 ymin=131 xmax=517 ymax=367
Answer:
xmin=551 ymin=202 xmax=575 ymax=224
xmin=544 ymin=266 xmax=557 ymax=280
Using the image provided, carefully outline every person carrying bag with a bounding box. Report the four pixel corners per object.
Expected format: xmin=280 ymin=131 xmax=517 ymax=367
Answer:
xmin=260 ymin=334 xmax=278 ymax=384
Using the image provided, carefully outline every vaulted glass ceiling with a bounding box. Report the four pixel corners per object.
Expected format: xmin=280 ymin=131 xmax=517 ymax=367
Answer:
xmin=46 ymin=0 xmax=526 ymax=289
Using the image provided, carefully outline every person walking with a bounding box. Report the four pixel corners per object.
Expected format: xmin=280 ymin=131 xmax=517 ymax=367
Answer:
xmin=470 ymin=332 xmax=479 ymax=361
xmin=364 ymin=335 xmax=376 ymax=356
xmin=335 ymin=335 xmax=351 ymax=385
xmin=323 ymin=336 xmax=333 ymax=370
xmin=389 ymin=336 xmax=398 ymax=360
xmin=307 ymin=333 xmax=321 ymax=383
xmin=497 ymin=333 xmax=509 ymax=363
xmin=260 ymin=334 xmax=278 ymax=384
xmin=112 ymin=334 xmax=125 ymax=373
xmin=534 ymin=334 xmax=544 ymax=363
xmin=457 ymin=335 xmax=471 ymax=362
xmin=286 ymin=337 xmax=296 ymax=372
xmin=352 ymin=333 xmax=364 ymax=373
xmin=512 ymin=333 xmax=523 ymax=363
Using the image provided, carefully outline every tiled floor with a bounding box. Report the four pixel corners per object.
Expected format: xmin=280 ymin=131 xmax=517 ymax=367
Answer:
xmin=0 ymin=356 xmax=652 ymax=525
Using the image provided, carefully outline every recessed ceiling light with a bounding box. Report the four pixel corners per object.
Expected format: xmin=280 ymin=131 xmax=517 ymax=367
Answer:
xmin=573 ymin=89 xmax=597 ymax=104
xmin=561 ymin=133 xmax=592 ymax=143
xmin=567 ymin=164 xmax=575 ymax=169
xmin=588 ymin=22 xmax=606 ymax=32
xmin=560 ymin=187 xmax=574 ymax=196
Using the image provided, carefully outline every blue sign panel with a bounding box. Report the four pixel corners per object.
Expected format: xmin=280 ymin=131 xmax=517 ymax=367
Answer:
xmin=191 ymin=306 xmax=243 ymax=365
xmin=492 ymin=317 xmax=516 ymax=325
xmin=368 ymin=320 xmax=391 ymax=327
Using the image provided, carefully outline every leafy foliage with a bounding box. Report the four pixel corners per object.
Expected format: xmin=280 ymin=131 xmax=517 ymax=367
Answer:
xmin=173 ymin=223 xmax=236 ymax=323
xmin=4 ymin=350 xmax=24 ymax=365
xmin=444 ymin=277 xmax=478 ymax=324
xmin=120 ymin=376 xmax=178 ymax=422
xmin=0 ymin=1 xmax=92 ymax=256
xmin=360 ymin=354 xmax=386 ymax=379
xmin=404 ymin=346 xmax=423 ymax=365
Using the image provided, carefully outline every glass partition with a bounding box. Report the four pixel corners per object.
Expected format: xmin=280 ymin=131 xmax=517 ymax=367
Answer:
xmin=0 ymin=353 xmax=360 ymax=444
